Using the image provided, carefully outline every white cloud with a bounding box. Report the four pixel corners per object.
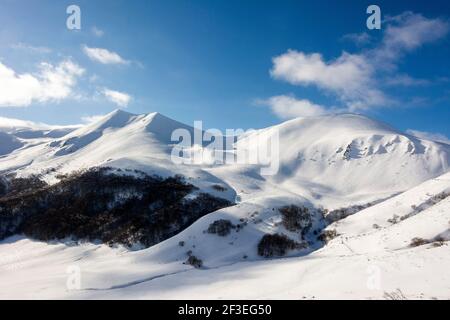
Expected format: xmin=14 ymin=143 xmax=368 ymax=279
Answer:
xmin=261 ymin=95 xmax=327 ymax=119
xmin=82 ymin=45 xmax=128 ymax=65
xmin=378 ymin=12 xmax=449 ymax=61
xmin=91 ymin=26 xmax=104 ymax=37
xmin=269 ymin=12 xmax=449 ymax=115
xmin=89 ymin=74 xmax=99 ymax=83
xmin=341 ymin=32 xmax=371 ymax=46
xmin=0 ymin=116 xmax=79 ymax=131
xmin=271 ymin=51 xmax=372 ymax=90
xmin=81 ymin=114 xmax=105 ymax=124
xmin=270 ymin=50 xmax=387 ymax=111
xmin=406 ymin=129 xmax=450 ymax=144
xmin=385 ymin=74 xmax=430 ymax=87
xmin=101 ymin=88 xmax=131 ymax=107
xmin=0 ymin=60 xmax=85 ymax=107
xmin=0 ymin=117 xmax=49 ymax=130
xmin=10 ymin=43 xmax=52 ymax=54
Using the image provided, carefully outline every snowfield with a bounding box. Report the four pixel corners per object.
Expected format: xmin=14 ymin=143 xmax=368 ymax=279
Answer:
xmin=0 ymin=110 xmax=449 ymax=299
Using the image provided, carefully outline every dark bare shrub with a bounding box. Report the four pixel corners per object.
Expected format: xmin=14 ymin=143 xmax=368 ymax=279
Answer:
xmin=211 ymin=185 xmax=227 ymax=192
xmin=279 ymin=205 xmax=312 ymax=235
xmin=387 ymin=215 xmax=400 ymax=224
xmin=317 ymin=229 xmax=339 ymax=244
xmin=186 ymin=255 xmax=203 ymax=268
xmin=0 ymin=177 xmax=7 ymax=197
xmin=0 ymin=167 xmax=232 ymax=248
xmin=431 ymin=236 xmax=447 ymax=247
xmin=325 ymin=202 xmax=377 ymax=223
xmin=4 ymin=174 xmax=48 ymax=197
xmin=207 ymin=219 xmax=235 ymax=236
xmin=257 ymin=233 xmax=300 ymax=257
xmin=432 ymin=240 xmax=446 ymax=247
xmin=410 ymin=237 xmax=429 ymax=247
xmin=383 ymin=289 xmax=407 ymax=300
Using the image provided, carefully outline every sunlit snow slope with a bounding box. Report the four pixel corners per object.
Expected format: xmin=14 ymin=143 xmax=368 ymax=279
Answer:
xmin=0 ymin=110 xmax=449 ymax=299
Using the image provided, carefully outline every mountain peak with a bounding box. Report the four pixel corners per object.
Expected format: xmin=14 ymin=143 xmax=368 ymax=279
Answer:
xmin=273 ymin=112 xmax=400 ymax=139
xmin=108 ymin=108 xmax=135 ymax=116
xmin=88 ymin=109 xmax=137 ymax=130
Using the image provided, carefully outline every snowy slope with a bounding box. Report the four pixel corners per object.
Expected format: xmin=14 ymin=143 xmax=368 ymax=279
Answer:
xmin=0 ymin=116 xmax=79 ymax=164
xmin=225 ymin=114 xmax=449 ymax=207
xmin=2 ymin=110 xmax=447 ymax=206
xmin=0 ymin=132 xmax=24 ymax=156
xmin=0 ymin=110 xmax=449 ymax=299
xmin=0 ymin=116 xmax=79 ymax=139
xmin=0 ymin=172 xmax=448 ymax=299
xmin=0 ymin=110 xmax=235 ymax=199
xmin=1 ymin=111 xmax=448 ymax=196
xmin=0 ymin=110 xmax=194 ymax=173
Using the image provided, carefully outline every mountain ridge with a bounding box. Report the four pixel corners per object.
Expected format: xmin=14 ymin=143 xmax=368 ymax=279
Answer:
xmin=0 ymin=109 xmax=449 ymax=299
xmin=0 ymin=110 xmax=448 ymax=205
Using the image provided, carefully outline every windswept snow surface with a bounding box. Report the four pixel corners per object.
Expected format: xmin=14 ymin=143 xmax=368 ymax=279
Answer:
xmin=0 ymin=116 xmax=79 ymax=139
xmin=0 ymin=110 xmax=449 ymax=299
xmin=0 ymin=132 xmax=24 ymax=156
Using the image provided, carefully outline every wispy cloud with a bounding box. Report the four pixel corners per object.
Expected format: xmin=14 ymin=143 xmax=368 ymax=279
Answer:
xmin=91 ymin=26 xmax=104 ymax=37
xmin=341 ymin=32 xmax=371 ymax=46
xmin=0 ymin=116 xmax=79 ymax=130
xmin=270 ymin=50 xmax=388 ymax=111
xmin=0 ymin=117 xmax=50 ymax=130
xmin=259 ymin=95 xmax=328 ymax=119
xmin=266 ymin=12 xmax=449 ymax=118
xmin=385 ymin=74 xmax=430 ymax=87
xmin=406 ymin=129 xmax=450 ymax=144
xmin=81 ymin=114 xmax=105 ymax=124
xmin=101 ymin=88 xmax=131 ymax=107
xmin=82 ymin=45 xmax=129 ymax=65
xmin=376 ymin=12 xmax=449 ymax=63
xmin=10 ymin=42 xmax=52 ymax=54
xmin=0 ymin=60 xmax=85 ymax=107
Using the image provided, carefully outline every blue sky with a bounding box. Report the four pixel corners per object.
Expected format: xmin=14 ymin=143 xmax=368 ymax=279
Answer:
xmin=0 ymin=0 xmax=449 ymax=140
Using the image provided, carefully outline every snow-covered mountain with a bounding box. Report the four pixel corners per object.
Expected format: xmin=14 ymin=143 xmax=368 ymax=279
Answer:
xmin=213 ymin=113 xmax=449 ymax=208
xmin=0 ymin=116 xmax=79 ymax=139
xmin=0 ymin=110 xmax=449 ymax=299
xmin=1 ymin=110 xmax=448 ymax=203
xmin=0 ymin=116 xmax=79 ymax=159
xmin=0 ymin=132 xmax=24 ymax=156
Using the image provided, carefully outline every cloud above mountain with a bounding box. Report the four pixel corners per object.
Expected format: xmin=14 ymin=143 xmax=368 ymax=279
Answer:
xmin=101 ymin=88 xmax=131 ymax=107
xmin=81 ymin=114 xmax=105 ymax=124
xmin=261 ymin=95 xmax=327 ymax=119
xmin=266 ymin=12 xmax=449 ymax=119
xmin=0 ymin=60 xmax=85 ymax=107
xmin=270 ymin=51 xmax=387 ymax=111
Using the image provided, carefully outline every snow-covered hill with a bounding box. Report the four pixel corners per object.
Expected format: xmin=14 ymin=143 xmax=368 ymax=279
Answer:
xmin=0 ymin=116 xmax=78 ymax=139
xmin=0 ymin=110 xmax=449 ymax=299
xmin=212 ymin=113 xmax=450 ymax=209
xmin=0 ymin=116 xmax=79 ymax=162
xmin=0 ymin=172 xmax=448 ymax=299
xmin=0 ymin=110 xmax=231 ymax=193
xmin=0 ymin=132 xmax=24 ymax=156
xmin=1 ymin=110 xmax=447 ymax=204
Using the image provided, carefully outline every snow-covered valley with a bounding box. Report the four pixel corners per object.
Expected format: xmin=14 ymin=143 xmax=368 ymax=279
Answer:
xmin=0 ymin=110 xmax=449 ymax=299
